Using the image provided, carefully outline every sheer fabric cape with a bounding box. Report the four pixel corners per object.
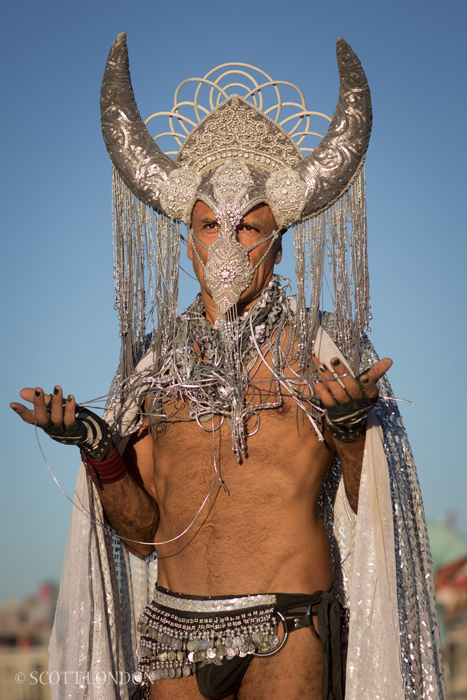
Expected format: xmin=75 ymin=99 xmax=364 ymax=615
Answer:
xmin=48 ymin=329 xmax=446 ymax=699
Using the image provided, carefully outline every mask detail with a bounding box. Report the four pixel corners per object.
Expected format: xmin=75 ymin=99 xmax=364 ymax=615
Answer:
xmin=202 ymin=232 xmax=255 ymax=315
xmin=190 ymin=163 xmax=278 ymax=315
xmin=160 ymin=167 xmax=200 ymax=221
xmin=265 ymin=169 xmax=308 ymax=229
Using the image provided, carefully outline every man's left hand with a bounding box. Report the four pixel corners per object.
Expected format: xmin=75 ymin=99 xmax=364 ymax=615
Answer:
xmin=313 ymin=356 xmax=392 ymax=442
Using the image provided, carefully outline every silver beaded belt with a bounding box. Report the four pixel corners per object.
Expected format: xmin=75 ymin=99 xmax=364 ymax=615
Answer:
xmin=135 ymin=585 xmax=282 ymax=681
xmin=153 ymin=586 xmax=277 ymax=613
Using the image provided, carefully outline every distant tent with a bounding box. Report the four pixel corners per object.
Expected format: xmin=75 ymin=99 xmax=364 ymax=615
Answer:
xmin=428 ymin=523 xmax=467 ymax=571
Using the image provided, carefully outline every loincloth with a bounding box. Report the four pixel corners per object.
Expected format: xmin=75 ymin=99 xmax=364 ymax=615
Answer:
xmin=134 ymin=584 xmax=346 ymax=700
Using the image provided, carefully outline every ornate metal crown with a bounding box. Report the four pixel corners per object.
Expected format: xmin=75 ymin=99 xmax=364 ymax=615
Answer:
xmin=101 ymin=34 xmax=371 ymax=228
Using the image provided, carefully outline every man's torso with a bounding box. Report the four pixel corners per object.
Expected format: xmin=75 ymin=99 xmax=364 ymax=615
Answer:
xmin=143 ymin=349 xmax=335 ymax=598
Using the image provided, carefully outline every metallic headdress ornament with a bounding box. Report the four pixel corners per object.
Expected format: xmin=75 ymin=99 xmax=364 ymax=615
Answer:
xmin=101 ymin=34 xmax=372 ymax=376
xmin=101 ymin=33 xmax=371 ymax=229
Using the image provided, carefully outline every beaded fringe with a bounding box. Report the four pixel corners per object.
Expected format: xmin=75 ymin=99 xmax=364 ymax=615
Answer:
xmin=112 ymin=167 xmax=181 ymax=383
xmin=293 ymin=167 xmax=370 ymax=374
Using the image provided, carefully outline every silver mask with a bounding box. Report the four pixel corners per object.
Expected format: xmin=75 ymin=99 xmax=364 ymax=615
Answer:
xmin=188 ymin=161 xmax=279 ymax=315
xmin=189 ymin=220 xmax=279 ymax=316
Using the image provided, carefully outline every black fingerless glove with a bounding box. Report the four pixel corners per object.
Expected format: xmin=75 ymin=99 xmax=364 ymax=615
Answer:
xmin=41 ymin=406 xmax=113 ymax=460
xmin=325 ymin=393 xmax=378 ymax=443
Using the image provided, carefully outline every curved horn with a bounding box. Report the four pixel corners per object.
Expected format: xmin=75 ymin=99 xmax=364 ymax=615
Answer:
xmin=295 ymin=38 xmax=372 ymax=219
xmin=100 ymin=33 xmax=175 ymax=210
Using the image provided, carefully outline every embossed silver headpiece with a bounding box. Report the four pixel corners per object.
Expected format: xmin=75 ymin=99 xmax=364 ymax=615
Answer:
xmin=102 ymin=33 xmax=371 ymax=228
xmin=102 ymin=34 xmax=372 ymax=375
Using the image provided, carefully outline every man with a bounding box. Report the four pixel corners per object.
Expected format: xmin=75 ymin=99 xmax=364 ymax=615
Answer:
xmin=11 ymin=34 xmax=445 ymax=700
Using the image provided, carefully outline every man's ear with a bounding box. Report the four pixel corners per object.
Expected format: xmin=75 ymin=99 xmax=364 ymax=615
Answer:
xmin=187 ymin=232 xmax=193 ymax=261
xmin=274 ymin=238 xmax=282 ymax=265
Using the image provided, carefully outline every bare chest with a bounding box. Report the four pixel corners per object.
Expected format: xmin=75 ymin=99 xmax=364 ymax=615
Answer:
xmin=150 ymin=395 xmax=334 ymax=593
xmin=151 ymin=390 xmax=330 ymax=528
xmin=144 ymin=342 xmax=334 ymax=593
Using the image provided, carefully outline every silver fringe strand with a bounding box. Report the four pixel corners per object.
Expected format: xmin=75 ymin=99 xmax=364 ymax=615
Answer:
xmin=112 ymin=167 xmax=181 ymax=382
xmin=293 ymin=167 xmax=370 ymax=374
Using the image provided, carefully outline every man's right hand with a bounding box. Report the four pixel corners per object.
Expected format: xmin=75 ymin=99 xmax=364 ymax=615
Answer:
xmin=11 ymin=387 xmax=113 ymax=460
xmin=11 ymin=386 xmax=77 ymax=428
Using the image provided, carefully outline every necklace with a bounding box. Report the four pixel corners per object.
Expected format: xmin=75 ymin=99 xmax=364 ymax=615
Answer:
xmin=110 ymin=276 xmax=321 ymax=459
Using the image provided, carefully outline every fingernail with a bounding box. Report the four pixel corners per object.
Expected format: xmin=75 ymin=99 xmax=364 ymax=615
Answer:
xmin=319 ymin=364 xmax=327 ymax=373
xmin=331 ymin=358 xmax=340 ymax=367
xmin=11 ymin=405 xmax=18 ymax=412
xmin=66 ymin=395 xmax=73 ymax=402
xmin=361 ymin=376 xmax=370 ymax=384
xmin=34 ymin=389 xmax=41 ymax=397
xmin=54 ymin=386 xmax=60 ymax=395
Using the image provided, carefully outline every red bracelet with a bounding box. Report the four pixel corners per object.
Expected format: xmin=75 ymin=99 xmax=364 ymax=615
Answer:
xmin=83 ymin=447 xmax=127 ymax=486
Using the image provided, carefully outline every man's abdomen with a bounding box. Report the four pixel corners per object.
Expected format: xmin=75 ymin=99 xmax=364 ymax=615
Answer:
xmin=153 ymin=410 xmax=334 ymax=597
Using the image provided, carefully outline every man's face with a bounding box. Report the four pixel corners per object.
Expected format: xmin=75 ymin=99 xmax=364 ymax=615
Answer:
xmin=187 ymin=200 xmax=282 ymax=315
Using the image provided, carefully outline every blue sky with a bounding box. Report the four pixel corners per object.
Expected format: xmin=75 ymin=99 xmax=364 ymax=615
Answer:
xmin=1 ymin=0 xmax=466 ymax=603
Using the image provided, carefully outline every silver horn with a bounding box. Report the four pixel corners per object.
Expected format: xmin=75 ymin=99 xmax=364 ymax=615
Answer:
xmin=295 ymin=38 xmax=372 ymax=219
xmin=100 ymin=33 xmax=175 ymax=210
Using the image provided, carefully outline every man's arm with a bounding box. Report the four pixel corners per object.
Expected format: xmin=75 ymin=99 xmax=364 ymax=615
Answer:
xmin=91 ymin=425 xmax=159 ymax=558
xmin=330 ymin=433 xmax=366 ymax=513
xmin=11 ymin=386 xmax=159 ymax=557
xmin=312 ymin=356 xmax=392 ymax=513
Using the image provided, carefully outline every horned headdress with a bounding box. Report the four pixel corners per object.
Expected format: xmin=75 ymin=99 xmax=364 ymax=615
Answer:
xmin=101 ymin=33 xmax=372 ymax=376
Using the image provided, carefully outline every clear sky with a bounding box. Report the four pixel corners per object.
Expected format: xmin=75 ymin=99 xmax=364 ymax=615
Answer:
xmin=1 ymin=0 xmax=466 ymax=603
